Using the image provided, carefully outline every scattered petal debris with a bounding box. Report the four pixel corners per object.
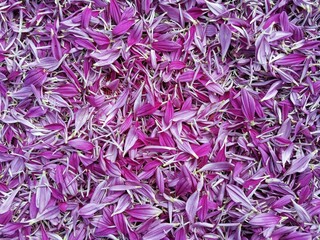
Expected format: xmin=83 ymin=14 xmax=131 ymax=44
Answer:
xmin=0 ymin=0 xmax=319 ymax=239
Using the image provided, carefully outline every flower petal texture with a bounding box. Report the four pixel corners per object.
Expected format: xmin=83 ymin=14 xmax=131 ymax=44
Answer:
xmin=0 ymin=0 xmax=319 ymax=239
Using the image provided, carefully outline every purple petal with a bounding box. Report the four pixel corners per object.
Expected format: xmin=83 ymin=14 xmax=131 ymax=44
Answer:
xmin=241 ymin=89 xmax=256 ymax=121
xmin=284 ymin=150 xmax=318 ymax=176
xmin=78 ymin=203 xmax=105 ymax=217
xmin=36 ymin=173 xmax=51 ymax=213
xmin=249 ymin=213 xmax=281 ymax=227
xmin=219 ymin=24 xmax=232 ymax=60
xmin=128 ymin=20 xmax=143 ymax=46
xmin=126 ymin=204 xmax=162 ymax=220
xmin=152 ymin=40 xmax=181 ymax=52
xmin=68 ymin=139 xmax=94 ymax=151
xmin=112 ymin=19 xmax=135 ymax=36
xmin=186 ymin=190 xmax=199 ymax=223
xmin=226 ymin=184 xmax=253 ymax=210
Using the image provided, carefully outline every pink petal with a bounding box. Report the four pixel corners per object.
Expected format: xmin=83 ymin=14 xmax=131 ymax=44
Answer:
xmin=68 ymin=139 xmax=94 ymax=151
xmin=219 ymin=24 xmax=232 ymax=60
xmin=249 ymin=213 xmax=280 ymax=227
xmin=112 ymin=19 xmax=135 ymax=36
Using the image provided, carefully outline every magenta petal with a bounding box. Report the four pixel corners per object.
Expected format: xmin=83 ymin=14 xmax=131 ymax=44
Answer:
xmin=68 ymin=139 xmax=94 ymax=151
xmin=143 ymin=223 xmax=173 ymax=240
xmin=152 ymin=40 xmax=181 ymax=52
xmin=186 ymin=190 xmax=199 ymax=223
xmin=128 ymin=20 xmax=143 ymax=46
xmin=86 ymin=29 xmax=110 ymax=46
xmin=24 ymin=68 xmax=47 ymax=87
xmin=249 ymin=213 xmax=280 ymax=227
xmin=226 ymin=184 xmax=253 ymax=210
xmin=0 ymin=187 xmax=21 ymax=214
xmin=123 ymin=127 xmax=138 ymax=156
xmin=206 ymin=2 xmax=227 ymax=16
xmin=241 ymin=89 xmax=256 ymax=121
xmin=112 ymin=19 xmax=135 ymax=36
xmin=284 ymin=150 xmax=318 ymax=176
xmin=164 ymin=100 xmax=174 ymax=125
xmin=219 ymin=24 xmax=232 ymax=60
xmin=36 ymin=173 xmax=51 ymax=213
xmin=78 ymin=203 xmax=105 ymax=217
xmin=126 ymin=204 xmax=162 ymax=220
xmin=82 ymin=7 xmax=92 ymax=28
xmin=175 ymin=227 xmax=187 ymax=240
xmin=274 ymin=53 xmax=306 ymax=66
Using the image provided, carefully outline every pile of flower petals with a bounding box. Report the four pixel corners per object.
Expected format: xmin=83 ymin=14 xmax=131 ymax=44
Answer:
xmin=0 ymin=0 xmax=320 ymax=239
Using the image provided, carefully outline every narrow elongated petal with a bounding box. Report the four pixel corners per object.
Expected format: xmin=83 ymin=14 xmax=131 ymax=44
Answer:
xmin=53 ymin=84 xmax=79 ymax=97
xmin=292 ymin=200 xmax=311 ymax=222
xmin=156 ymin=168 xmax=165 ymax=193
xmin=152 ymin=41 xmax=181 ymax=52
xmin=123 ymin=127 xmax=138 ymax=156
xmin=25 ymin=106 xmax=47 ymax=118
xmin=164 ymin=100 xmax=174 ymax=125
xmin=219 ymin=24 xmax=232 ymax=60
xmin=110 ymin=0 xmax=121 ymax=23
xmin=241 ymin=89 xmax=256 ymax=121
xmin=168 ymin=61 xmax=186 ymax=71
xmin=284 ymin=150 xmax=318 ymax=176
xmin=199 ymin=162 xmax=233 ymax=172
xmin=126 ymin=205 xmax=162 ymax=220
xmin=249 ymin=213 xmax=280 ymax=227
xmin=226 ymin=184 xmax=253 ymax=209
xmin=186 ymin=190 xmax=199 ymax=223
xmin=24 ymin=68 xmax=47 ymax=87
xmin=128 ymin=20 xmax=143 ymax=46
xmin=112 ymin=19 xmax=135 ymax=36
xmin=143 ymin=223 xmax=173 ymax=240
xmin=176 ymin=141 xmax=199 ymax=159
xmin=175 ymin=228 xmax=187 ymax=240
xmin=68 ymin=139 xmax=94 ymax=151
xmin=274 ymin=53 xmax=306 ymax=66
xmin=82 ymin=7 xmax=92 ymax=28
xmin=34 ymin=206 xmax=60 ymax=222
xmin=86 ymin=29 xmax=110 ymax=46
xmin=75 ymin=107 xmax=90 ymax=132
xmin=0 ymin=187 xmax=21 ymax=214
xmin=36 ymin=173 xmax=51 ymax=213
xmin=112 ymin=194 xmax=131 ymax=216
xmin=78 ymin=203 xmax=106 ymax=217
xmin=206 ymin=1 xmax=227 ymax=16
xmin=283 ymin=232 xmax=312 ymax=240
